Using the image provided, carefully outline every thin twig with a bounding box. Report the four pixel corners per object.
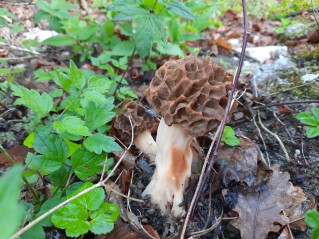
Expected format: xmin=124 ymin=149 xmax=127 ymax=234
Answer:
xmin=11 ymin=117 xmax=135 ymax=239
xmin=180 ymin=125 xmax=221 ymax=238
xmin=105 ymin=186 xmax=144 ymax=203
xmin=252 ymin=116 xmax=271 ymax=167
xmin=188 ymin=0 xmax=249 ymax=223
xmin=257 ymin=111 xmax=290 ymax=161
xmin=0 ymin=42 xmax=41 ymax=55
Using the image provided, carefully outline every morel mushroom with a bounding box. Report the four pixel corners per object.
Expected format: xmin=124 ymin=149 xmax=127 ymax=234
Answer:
xmin=114 ymin=101 xmax=157 ymax=161
xmin=142 ymin=56 xmax=237 ymax=216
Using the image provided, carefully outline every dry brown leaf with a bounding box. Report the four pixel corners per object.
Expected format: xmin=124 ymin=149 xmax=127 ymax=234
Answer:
xmin=231 ymin=164 xmax=293 ymax=239
xmin=217 ymin=138 xmax=272 ymax=190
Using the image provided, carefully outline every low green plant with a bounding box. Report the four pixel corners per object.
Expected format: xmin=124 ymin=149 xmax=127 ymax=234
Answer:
xmin=295 ymin=107 xmax=319 ymax=138
xmin=222 ymin=126 xmax=240 ymax=146
xmin=2 ymin=60 xmax=124 ymax=238
xmin=305 ymin=210 xmax=319 ymax=239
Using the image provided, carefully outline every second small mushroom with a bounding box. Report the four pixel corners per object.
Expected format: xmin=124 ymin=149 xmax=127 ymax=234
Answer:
xmin=142 ymin=56 xmax=237 ymax=216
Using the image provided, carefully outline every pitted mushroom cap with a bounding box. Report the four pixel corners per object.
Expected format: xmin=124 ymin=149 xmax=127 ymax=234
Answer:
xmin=114 ymin=101 xmax=152 ymax=142
xmin=146 ymin=56 xmax=237 ymax=137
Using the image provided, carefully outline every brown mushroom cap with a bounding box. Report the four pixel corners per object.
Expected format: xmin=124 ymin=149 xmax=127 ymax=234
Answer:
xmin=146 ymin=56 xmax=237 ymax=137
xmin=113 ymin=101 xmax=152 ymax=143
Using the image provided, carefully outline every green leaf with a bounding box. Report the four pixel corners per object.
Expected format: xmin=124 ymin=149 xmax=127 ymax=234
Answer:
xmin=102 ymin=202 xmax=120 ymax=222
xmin=84 ymin=134 xmax=122 ymax=154
xmin=68 ymin=182 xmax=105 ymax=211
xmin=33 ymin=10 xmax=48 ymax=24
xmin=312 ymin=228 xmax=319 ymax=239
xmin=85 ymin=100 xmax=115 ymax=131
xmin=23 ymin=170 xmax=39 ymax=184
xmin=32 ymin=128 xmax=69 ymax=174
xmin=48 ymin=164 xmax=70 ymax=187
xmin=312 ymin=107 xmax=319 ymax=120
xmin=113 ymin=6 xmax=148 ymax=21
xmin=157 ymin=42 xmax=184 ymax=56
xmin=20 ymin=223 xmax=45 ymax=239
xmin=295 ymin=112 xmax=313 ymax=120
xmin=11 ymin=84 xmax=53 ymax=118
xmin=65 ymin=140 xmax=81 ymax=156
xmin=36 ymin=197 xmax=64 ymax=227
xmin=0 ymin=165 xmax=24 ymax=239
xmin=135 ymin=17 xmax=154 ymax=59
xmin=299 ymin=117 xmax=319 ymax=127
xmin=71 ymin=147 xmax=105 ymax=181
xmin=305 ymin=210 xmax=319 ymax=228
xmin=110 ymin=41 xmax=135 ymax=56
xmin=222 ymin=126 xmax=240 ymax=146
xmin=80 ymin=91 xmax=111 ymax=108
xmin=54 ymin=116 xmax=91 ymax=136
xmin=52 ymin=203 xmax=90 ymax=237
xmin=90 ymin=213 xmax=114 ymax=234
xmin=69 ymin=60 xmax=86 ymax=90
xmin=306 ymin=126 xmax=319 ymax=138
xmin=167 ymin=1 xmax=195 ymax=20
xmin=42 ymin=35 xmax=76 ymax=47
xmin=24 ymin=132 xmax=35 ymax=148
xmin=107 ymin=0 xmax=140 ymax=11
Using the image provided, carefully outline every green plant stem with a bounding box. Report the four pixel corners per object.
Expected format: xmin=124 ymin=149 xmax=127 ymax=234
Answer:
xmin=0 ymin=144 xmax=40 ymax=204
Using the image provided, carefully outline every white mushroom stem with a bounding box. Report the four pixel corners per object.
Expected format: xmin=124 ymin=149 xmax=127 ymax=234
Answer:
xmin=142 ymin=118 xmax=193 ymax=217
xmin=134 ymin=131 xmax=157 ymax=162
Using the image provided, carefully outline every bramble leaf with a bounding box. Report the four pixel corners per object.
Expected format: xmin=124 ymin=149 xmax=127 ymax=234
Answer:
xmin=85 ymin=100 xmax=115 ymax=131
xmin=69 ymin=60 xmax=86 ymax=90
xmin=42 ymin=35 xmax=76 ymax=46
xmin=71 ymin=147 xmax=105 ymax=181
xmin=112 ymin=5 xmax=148 ymax=21
xmin=135 ymin=17 xmax=154 ymax=59
xmin=68 ymin=182 xmax=105 ymax=211
xmin=306 ymin=126 xmax=319 ymax=138
xmin=52 ymin=203 xmax=90 ymax=237
xmin=0 ymin=165 xmax=24 ymax=239
xmin=167 ymin=1 xmax=195 ymax=20
xmin=84 ymin=134 xmax=122 ymax=154
xmin=311 ymin=107 xmax=319 ymax=120
xmin=11 ymin=84 xmax=53 ymax=118
xmin=54 ymin=116 xmax=92 ymax=136
xmin=32 ymin=128 xmax=69 ymax=174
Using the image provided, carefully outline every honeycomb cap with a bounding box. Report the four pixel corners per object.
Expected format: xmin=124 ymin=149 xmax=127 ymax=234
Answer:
xmin=113 ymin=101 xmax=152 ymax=142
xmin=146 ymin=56 xmax=237 ymax=137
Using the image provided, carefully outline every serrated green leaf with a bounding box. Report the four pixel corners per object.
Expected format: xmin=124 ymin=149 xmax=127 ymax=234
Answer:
xmin=135 ymin=17 xmax=154 ymax=59
xmin=110 ymin=41 xmax=135 ymax=56
xmin=69 ymin=182 xmax=105 ymax=211
xmin=23 ymin=170 xmax=39 ymax=184
xmin=157 ymin=42 xmax=184 ymax=56
xmin=42 ymin=35 xmax=76 ymax=46
xmin=167 ymin=1 xmax=195 ymax=20
xmin=71 ymin=147 xmax=105 ymax=181
xmin=113 ymin=6 xmax=148 ymax=21
xmin=101 ymin=202 xmax=120 ymax=222
xmin=84 ymin=134 xmax=122 ymax=154
xmin=80 ymin=91 xmax=111 ymax=108
xmin=32 ymin=128 xmax=69 ymax=174
xmin=85 ymin=100 xmax=115 ymax=131
xmin=306 ymin=126 xmax=319 ymax=138
xmin=33 ymin=10 xmax=48 ymax=24
xmin=87 ymin=76 xmax=113 ymax=93
xmin=312 ymin=228 xmax=319 ymax=239
xmin=0 ymin=165 xmax=24 ymax=239
xmin=90 ymin=213 xmax=114 ymax=234
xmin=107 ymin=0 xmax=140 ymax=11
xmin=312 ymin=107 xmax=319 ymax=120
xmin=69 ymin=60 xmax=86 ymax=90
xmin=305 ymin=210 xmax=319 ymax=228
xmin=299 ymin=117 xmax=319 ymax=126
xmin=52 ymin=203 xmax=90 ymax=237
xmin=11 ymin=84 xmax=53 ymax=118
xmin=295 ymin=112 xmax=313 ymax=120
xmin=54 ymin=116 xmax=91 ymax=136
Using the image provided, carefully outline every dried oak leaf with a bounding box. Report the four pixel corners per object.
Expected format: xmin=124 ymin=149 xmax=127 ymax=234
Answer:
xmin=231 ymin=164 xmax=293 ymax=239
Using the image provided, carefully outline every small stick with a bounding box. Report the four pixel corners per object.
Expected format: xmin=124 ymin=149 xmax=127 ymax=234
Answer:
xmin=105 ymin=186 xmax=144 ymax=203
xmin=257 ymin=111 xmax=290 ymax=161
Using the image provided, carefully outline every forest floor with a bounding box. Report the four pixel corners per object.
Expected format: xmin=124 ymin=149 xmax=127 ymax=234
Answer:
xmin=1 ymin=2 xmax=319 ymax=239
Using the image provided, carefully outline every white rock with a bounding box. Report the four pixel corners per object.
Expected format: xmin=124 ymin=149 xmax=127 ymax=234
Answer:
xmin=301 ymin=73 xmax=319 ymax=82
xmin=23 ymin=27 xmax=58 ymax=42
xmin=235 ymin=46 xmax=288 ymax=63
